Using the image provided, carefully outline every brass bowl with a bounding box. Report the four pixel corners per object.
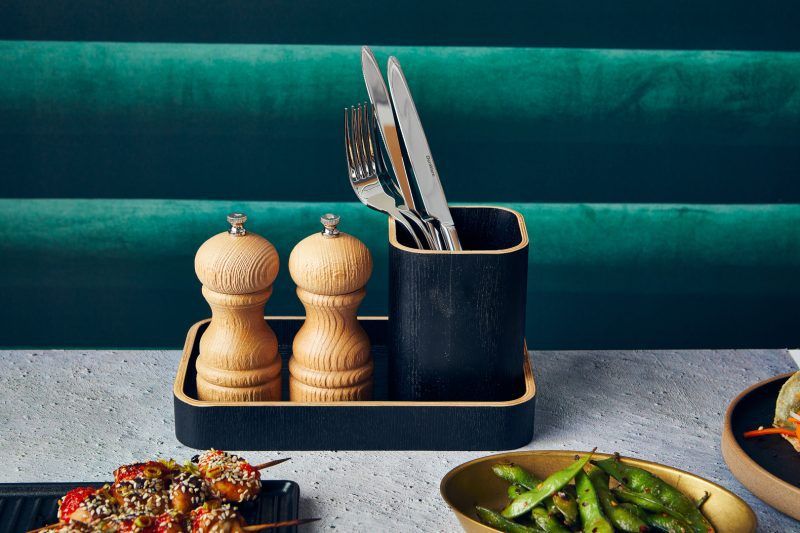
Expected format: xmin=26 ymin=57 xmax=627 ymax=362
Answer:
xmin=440 ymin=450 xmax=756 ymax=533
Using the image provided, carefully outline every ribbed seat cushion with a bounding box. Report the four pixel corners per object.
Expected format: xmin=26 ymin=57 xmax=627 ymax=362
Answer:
xmin=1 ymin=42 xmax=798 ymax=203
xmin=1 ymin=199 xmax=797 ymax=348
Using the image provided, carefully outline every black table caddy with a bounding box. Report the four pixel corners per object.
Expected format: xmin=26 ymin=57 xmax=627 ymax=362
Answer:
xmin=389 ymin=205 xmax=529 ymax=402
xmin=174 ymin=206 xmax=534 ymax=451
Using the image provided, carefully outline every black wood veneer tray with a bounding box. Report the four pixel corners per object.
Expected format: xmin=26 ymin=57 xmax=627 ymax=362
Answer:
xmin=174 ymin=316 xmax=536 ymax=451
xmin=0 ymin=481 xmax=299 ymax=533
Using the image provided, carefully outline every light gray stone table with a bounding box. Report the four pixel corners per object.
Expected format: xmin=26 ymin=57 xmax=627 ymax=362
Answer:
xmin=1 ymin=348 xmax=797 ymax=532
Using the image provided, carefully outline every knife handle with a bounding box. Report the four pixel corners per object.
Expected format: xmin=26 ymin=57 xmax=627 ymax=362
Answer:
xmin=440 ymin=223 xmax=462 ymax=251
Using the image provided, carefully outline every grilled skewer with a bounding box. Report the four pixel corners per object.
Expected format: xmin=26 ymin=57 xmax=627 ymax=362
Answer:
xmin=169 ymin=470 xmax=209 ymax=514
xmin=192 ymin=502 xmax=320 ymax=533
xmin=194 ymin=451 xmax=267 ymax=503
xmin=58 ymin=486 xmax=118 ymax=524
xmin=38 ymin=451 xmax=311 ymax=533
xmin=33 ymin=515 xmax=319 ymax=533
xmin=114 ymin=461 xmax=177 ymax=484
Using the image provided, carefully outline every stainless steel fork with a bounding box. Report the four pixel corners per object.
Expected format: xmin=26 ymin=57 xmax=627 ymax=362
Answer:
xmin=345 ymin=104 xmax=426 ymax=249
xmin=359 ymin=104 xmax=438 ymax=249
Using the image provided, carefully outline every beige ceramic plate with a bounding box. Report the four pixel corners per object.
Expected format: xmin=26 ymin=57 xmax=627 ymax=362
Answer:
xmin=721 ymin=373 xmax=800 ymax=521
xmin=441 ymin=450 xmax=756 ymax=532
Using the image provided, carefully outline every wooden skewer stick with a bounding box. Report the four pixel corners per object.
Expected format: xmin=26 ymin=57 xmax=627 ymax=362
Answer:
xmin=27 ymin=523 xmax=63 ymax=533
xmin=252 ymin=457 xmax=291 ymax=470
xmin=29 ymin=517 xmax=320 ymax=533
xmin=243 ymin=518 xmax=321 ymax=531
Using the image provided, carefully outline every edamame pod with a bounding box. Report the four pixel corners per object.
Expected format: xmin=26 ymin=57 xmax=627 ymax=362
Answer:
xmin=552 ymin=486 xmax=578 ymax=525
xmin=509 ymin=484 xmax=526 ymax=499
xmin=493 ymin=463 xmax=542 ymax=489
xmin=619 ymin=504 xmax=690 ymax=533
xmin=647 ymin=513 xmax=692 ymax=533
xmin=586 ymin=464 xmax=649 ymax=533
xmin=476 ymin=506 xmax=544 ymax=533
xmin=531 ymin=507 xmax=570 ymax=533
xmin=493 ymin=463 xmax=576 ymax=524
xmin=501 ymin=450 xmax=595 ymax=519
xmin=594 ymin=457 xmax=714 ymax=533
xmin=614 ymin=487 xmax=688 ymax=519
xmin=575 ymin=469 xmax=614 ymax=533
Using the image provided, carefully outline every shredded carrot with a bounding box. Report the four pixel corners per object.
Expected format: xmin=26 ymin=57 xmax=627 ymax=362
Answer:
xmin=743 ymin=427 xmax=796 ymax=438
xmin=795 ymin=423 xmax=800 ymax=440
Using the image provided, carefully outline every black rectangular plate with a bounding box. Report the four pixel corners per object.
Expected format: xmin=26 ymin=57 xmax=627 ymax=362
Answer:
xmin=0 ymin=481 xmax=298 ymax=533
xmin=174 ymin=317 xmax=536 ymax=451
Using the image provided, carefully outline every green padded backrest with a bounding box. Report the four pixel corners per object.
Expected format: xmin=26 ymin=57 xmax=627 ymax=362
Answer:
xmin=1 ymin=41 xmax=799 ymax=203
xmin=1 ymin=41 xmax=798 ymax=349
xmin=1 ymin=199 xmax=798 ymax=349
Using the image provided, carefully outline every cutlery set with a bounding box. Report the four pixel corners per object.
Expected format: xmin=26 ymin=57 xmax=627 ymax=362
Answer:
xmin=348 ymin=46 xmax=462 ymax=251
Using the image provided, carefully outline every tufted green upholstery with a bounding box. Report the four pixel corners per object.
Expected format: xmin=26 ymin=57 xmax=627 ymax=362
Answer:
xmin=0 ymin=40 xmax=798 ymax=348
xmin=1 ymin=200 xmax=798 ymax=348
xmin=2 ymin=42 xmax=799 ymax=203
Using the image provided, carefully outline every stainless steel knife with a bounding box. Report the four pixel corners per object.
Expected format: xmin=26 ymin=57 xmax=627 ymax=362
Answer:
xmin=360 ymin=46 xmax=438 ymax=250
xmin=387 ymin=56 xmax=462 ymax=251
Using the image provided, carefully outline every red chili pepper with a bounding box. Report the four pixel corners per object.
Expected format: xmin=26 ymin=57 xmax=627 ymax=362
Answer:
xmin=58 ymin=486 xmax=96 ymax=522
xmin=240 ymin=462 xmax=261 ymax=480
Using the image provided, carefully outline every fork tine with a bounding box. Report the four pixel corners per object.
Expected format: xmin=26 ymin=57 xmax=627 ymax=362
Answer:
xmin=344 ymin=107 xmax=354 ymax=178
xmin=348 ymin=106 xmax=365 ymax=181
xmin=359 ymin=104 xmax=378 ymax=182
xmin=362 ymin=103 xmax=379 ymax=176
xmin=354 ymin=104 xmax=371 ymax=182
xmin=344 ymin=102 xmax=426 ymax=250
xmin=350 ymin=105 xmax=362 ymax=181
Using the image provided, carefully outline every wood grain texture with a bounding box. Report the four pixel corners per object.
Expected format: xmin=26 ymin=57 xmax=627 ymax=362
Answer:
xmin=389 ymin=207 xmax=529 ymax=402
xmin=287 ymin=232 xmax=372 ymax=295
xmin=194 ymin=229 xmax=281 ymax=401
xmin=195 ymin=231 xmax=279 ymax=294
xmin=173 ymin=317 xmax=537 ymax=450
xmin=287 ymin=231 xmax=373 ymax=401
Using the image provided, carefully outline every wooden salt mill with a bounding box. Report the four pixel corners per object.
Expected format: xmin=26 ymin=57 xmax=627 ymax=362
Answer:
xmin=194 ymin=213 xmax=282 ymax=401
xmin=288 ymin=214 xmax=373 ymax=401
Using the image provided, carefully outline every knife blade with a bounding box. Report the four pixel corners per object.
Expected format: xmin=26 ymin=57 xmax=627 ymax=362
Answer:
xmin=386 ymin=56 xmax=462 ymax=251
xmin=360 ymin=46 xmax=440 ymax=250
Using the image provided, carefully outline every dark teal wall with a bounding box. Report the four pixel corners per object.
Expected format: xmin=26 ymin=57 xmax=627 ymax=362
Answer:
xmin=1 ymin=0 xmax=799 ymax=51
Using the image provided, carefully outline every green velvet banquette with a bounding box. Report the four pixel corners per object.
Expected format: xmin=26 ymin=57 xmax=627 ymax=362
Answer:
xmin=0 ymin=3 xmax=798 ymax=349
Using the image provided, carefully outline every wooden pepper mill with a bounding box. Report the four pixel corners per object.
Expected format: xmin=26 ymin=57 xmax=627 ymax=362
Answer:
xmin=288 ymin=214 xmax=373 ymax=401
xmin=194 ymin=213 xmax=282 ymax=401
